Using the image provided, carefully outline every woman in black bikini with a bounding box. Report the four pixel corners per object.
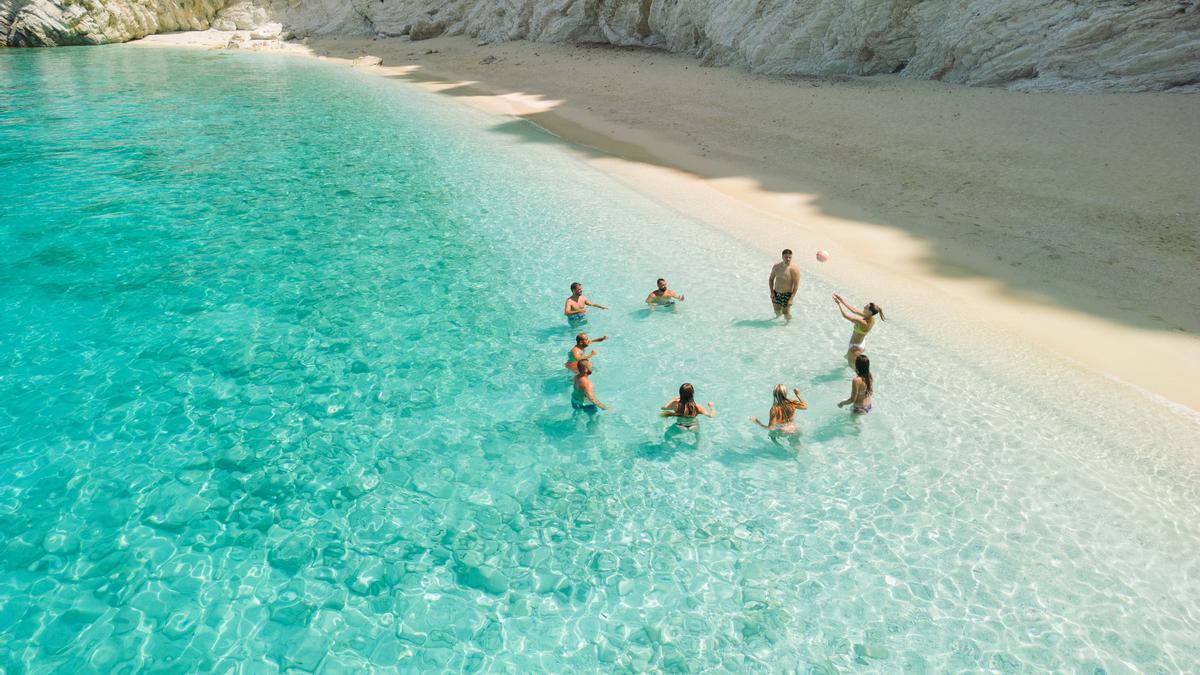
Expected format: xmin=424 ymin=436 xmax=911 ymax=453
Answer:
xmin=660 ymin=383 xmax=716 ymax=431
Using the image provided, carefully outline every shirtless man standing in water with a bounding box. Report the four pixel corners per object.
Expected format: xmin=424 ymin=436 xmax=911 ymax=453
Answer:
xmin=768 ymin=249 xmax=800 ymax=322
xmin=564 ymin=282 xmax=608 ymax=326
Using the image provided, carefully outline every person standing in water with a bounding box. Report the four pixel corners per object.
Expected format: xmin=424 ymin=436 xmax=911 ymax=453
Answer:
xmin=646 ymin=278 xmax=685 ymax=308
xmin=571 ymin=359 xmax=606 ymax=411
xmin=750 ymin=384 xmax=808 ymax=433
xmin=833 ymin=293 xmax=885 ymax=367
xmin=660 ymin=383 xmax=716 ymax=431
xmin=564 ymin=282 xmax=608 ymax=326
xmin=768 ymin=249 xmax=800 ymax=322
xmin=838 ymin=354 xmax=874 ymax=414
xmin=565 ymin=333 xmax=608 ymax=372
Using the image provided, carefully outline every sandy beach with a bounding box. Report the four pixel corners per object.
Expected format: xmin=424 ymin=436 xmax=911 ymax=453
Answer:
xmin=132 ymin=31 xmax=1200 ymax=413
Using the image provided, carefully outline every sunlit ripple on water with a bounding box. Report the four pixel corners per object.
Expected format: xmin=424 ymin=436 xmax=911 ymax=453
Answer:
xmin=0 ymin=46 xmax=1198 ymax=672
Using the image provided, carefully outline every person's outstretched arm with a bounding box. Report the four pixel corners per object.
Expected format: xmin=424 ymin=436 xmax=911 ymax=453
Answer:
xmin=834 ymin=293 xmax=864 ymax=316
xmin=793 ymin=388 xmax=808 ymax=410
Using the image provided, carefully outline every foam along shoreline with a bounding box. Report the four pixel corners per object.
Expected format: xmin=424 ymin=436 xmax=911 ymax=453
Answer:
xmin=126 ymin=31 xmax=1200 ymax=414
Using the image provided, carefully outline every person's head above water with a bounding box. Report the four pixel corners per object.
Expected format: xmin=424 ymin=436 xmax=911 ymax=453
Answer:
xmin=854 ymin=354 xmax=873 ymax=393
xmin=781 ymin=249 xmax=793 ymax=262
xmin=575 ymin=333 xmax=590 ymax=347
xmin=657 ymin=278 xmax=667 ymax=291
xmin=773 ymin=384 xmax=789 ymax=406
xmin=864 ymin=302 xmax=886 ymax=320
xmin=575 ymin=358 xmax=592 ymax=376
xmin=570 ymin=282 xmax=582 ymax=295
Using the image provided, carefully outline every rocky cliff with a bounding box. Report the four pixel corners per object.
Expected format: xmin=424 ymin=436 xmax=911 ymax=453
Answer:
xmin=3 ymin=0 xmax=1199 ymax=92
xmin=2 ymin=0 xmax=226 ymax=46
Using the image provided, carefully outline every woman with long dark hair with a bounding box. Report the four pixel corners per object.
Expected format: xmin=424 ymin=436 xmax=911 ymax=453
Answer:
xmin=837 ymin=354 xmax=874 ymax=414
xmin=833 ymin=293 xmax=884 ymax=367
xmin=660 ymin=383 xmax=716 ymax=431
xmin=751 ymin=384 xmax=807 ymax=433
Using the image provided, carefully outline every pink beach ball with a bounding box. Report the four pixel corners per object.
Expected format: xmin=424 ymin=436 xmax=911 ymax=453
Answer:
xmin=815 ymin=250 xmax=830 ymax=262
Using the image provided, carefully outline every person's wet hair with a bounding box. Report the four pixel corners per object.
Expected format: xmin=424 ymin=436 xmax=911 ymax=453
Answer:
xmin=782 ymin=249 xmax=792 ymax=256
xmin=570 ymin=282 xmax=581 ymax=293
xmin=676 ymin=383 xmax=700 ymax=417
xmin=866 ymin=302 xmax=886 ymax=320
xmin=855 ymin=354 xmax=873 ymax=395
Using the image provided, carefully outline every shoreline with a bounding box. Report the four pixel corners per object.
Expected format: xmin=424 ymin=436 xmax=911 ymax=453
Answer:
xmin=126 ymin=31 xmax=1200 ymax=414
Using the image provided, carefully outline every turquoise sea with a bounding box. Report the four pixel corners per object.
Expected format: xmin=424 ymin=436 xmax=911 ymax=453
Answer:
xmin=1 ymin=46 xmax=1199 ymax=672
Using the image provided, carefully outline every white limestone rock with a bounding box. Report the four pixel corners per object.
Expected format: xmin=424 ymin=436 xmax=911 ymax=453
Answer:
xmin=4 ymin=0 xmax=226 ymax=46
xmin=249 ymin=21 xmax=281 ymax=39
xmin=3 ymin=0 xmax=1198 ymax=92
xmin=216 ymin=0 xmax=272 ymax=31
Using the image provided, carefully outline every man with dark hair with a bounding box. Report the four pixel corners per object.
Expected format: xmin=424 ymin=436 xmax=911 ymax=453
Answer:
xmin=768 ymin=249 xmax=800 ymax=322
xmin=645 ymin=277 xmax=685 ymax=308
xmin=564 ymin=281 xmax=608 ymax=326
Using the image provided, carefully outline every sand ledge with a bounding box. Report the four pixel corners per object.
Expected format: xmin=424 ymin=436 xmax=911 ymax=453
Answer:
xmin=127 ymin=31 xmax=1200 ymax=414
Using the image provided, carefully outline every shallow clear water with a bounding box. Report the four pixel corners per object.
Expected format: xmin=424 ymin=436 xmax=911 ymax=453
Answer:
xmin=1 ymin=46 xmax=1199 ymax=673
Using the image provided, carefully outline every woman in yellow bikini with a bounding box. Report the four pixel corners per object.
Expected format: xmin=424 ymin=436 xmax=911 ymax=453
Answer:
xmin=833 ymin=293 xmax=885 ymax=367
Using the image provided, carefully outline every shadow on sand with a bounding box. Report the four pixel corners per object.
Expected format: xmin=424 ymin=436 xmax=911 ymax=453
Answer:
xmin=297 ymin=39 xmax=1200 ymax=339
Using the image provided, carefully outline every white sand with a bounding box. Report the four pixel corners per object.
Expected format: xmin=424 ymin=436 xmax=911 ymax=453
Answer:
xmin=130 ymin=32 xmax=1200 ymax=413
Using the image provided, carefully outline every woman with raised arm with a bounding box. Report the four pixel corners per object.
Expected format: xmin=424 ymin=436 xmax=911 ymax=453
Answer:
xmin=833 ymin=293 xmax=885 ymax=367
xmin=750 ymin=384 xmax=808 ymax=434
xmin=660 ymin=383 xmax=716 ymax=431
xmin=838 ymin=354 xmax=874 ymax=414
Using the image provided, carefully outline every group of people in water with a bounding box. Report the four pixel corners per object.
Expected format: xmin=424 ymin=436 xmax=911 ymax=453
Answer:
xmin=562 ymin=249 xmax=885 ymax=435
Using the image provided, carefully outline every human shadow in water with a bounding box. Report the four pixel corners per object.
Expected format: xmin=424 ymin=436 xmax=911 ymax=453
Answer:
xmin=536 ymin=406 xmax=603 ymax=438
xmin=631 ymin=303 xmax=680 ymax=319
xmin=713 ymin=436 xmax=799 ymax=467
xmin=731 ymin=317 xmax=783 ymax=329
xmin=807 ymin=411 xmax=864 ymax=443
xmin=634 ymin=425 xmax=700 ymax=461
xmin=542 ymin=373 xmax=572 ymax=396
xmin=534 ymin=324 xmax=579 ymax=342
xmin=812 ymin=365 xmax=848 ymax=385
